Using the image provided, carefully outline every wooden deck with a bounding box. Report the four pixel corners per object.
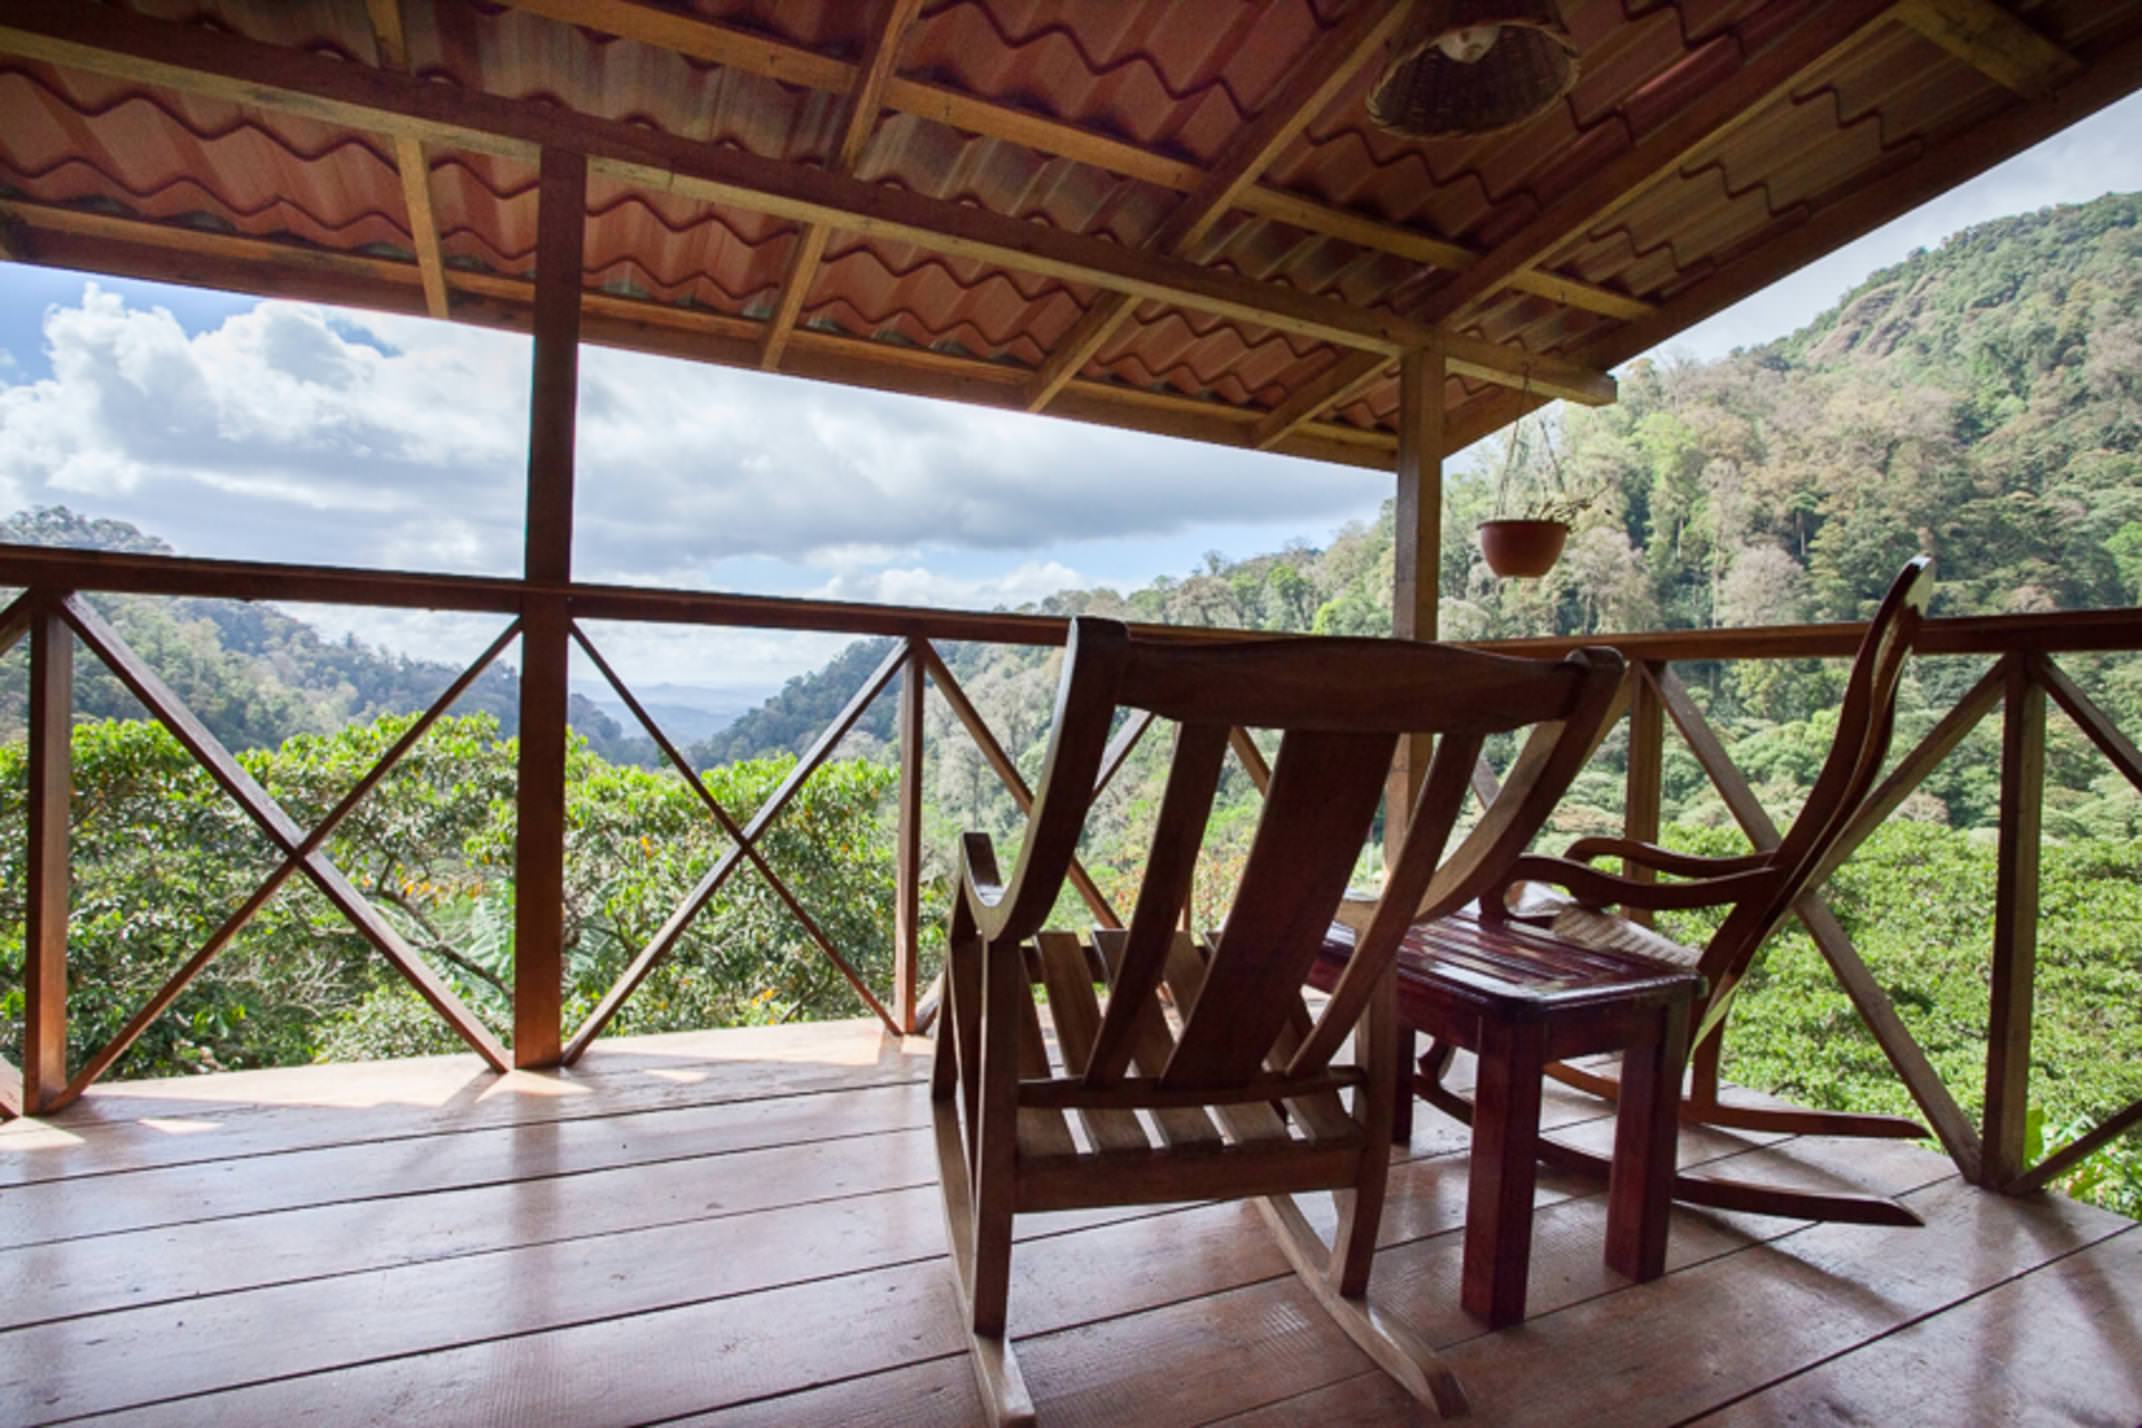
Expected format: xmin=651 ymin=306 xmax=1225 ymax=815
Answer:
xmin=1 ymin=1018 xmax=2134 ymax=1426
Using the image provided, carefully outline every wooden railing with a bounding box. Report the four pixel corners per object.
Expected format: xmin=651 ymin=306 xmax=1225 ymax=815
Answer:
xmin=1 ymin=542 xmax=2138 ymax=1203
xmin=1469 ymin=616 xmax=2142 ymax=1198
xmin=0 ymin=543 xmax=1235 ymax=1116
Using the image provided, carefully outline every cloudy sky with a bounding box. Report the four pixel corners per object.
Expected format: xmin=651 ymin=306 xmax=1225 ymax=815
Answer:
xmin=2 ymin=91 xmax=2139 ymax=694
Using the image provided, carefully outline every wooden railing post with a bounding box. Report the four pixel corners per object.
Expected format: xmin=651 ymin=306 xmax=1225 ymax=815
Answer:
xmin=893 ymin=637 xmax=925 ymax=1034
xmin=1623 ymin=665 xmax=1664 ymax=927
xmin=1982 ymin=653 xmax=2045 ymax=1187
xmin=512 ymin=145 xmax=586 ymax=1069
xmin=23 ymin=594 xmax=73 ymax=1112
xmin=1387 ymin=343 xmax=1443 ymax=866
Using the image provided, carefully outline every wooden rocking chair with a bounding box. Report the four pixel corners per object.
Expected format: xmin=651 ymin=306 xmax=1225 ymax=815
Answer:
xmin=932 ymin=617 xmax=1624 ymax=1424
xmin=1454 ymin=555 xmax=1938 ymax=1227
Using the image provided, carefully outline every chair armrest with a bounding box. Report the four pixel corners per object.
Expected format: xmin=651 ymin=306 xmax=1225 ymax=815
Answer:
xmin=1562 ymin=836 xmax=1773 ymax=878
xmin=1488 ymin=852 xmax=1778 ymax=917
xmin=959 ymin=831 xmax=1005 ymax=906
xmin=949 ymin=831 xmax=1006 ymax=947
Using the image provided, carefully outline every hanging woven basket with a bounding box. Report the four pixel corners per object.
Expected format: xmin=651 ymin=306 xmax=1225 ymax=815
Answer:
xmin=1368 ymin=0 xmax=1579 ymax=140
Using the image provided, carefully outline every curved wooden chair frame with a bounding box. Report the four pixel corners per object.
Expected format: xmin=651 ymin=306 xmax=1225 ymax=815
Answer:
xmin=1454 ymin=556 xmax=1937 ymax=1227
xmin=932 ymin=618 xmax=1624 ymax=1424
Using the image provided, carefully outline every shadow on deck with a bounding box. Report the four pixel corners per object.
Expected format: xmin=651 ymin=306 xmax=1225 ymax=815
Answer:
xmin=1 ymin=1018 xmax=2135 ymax=1425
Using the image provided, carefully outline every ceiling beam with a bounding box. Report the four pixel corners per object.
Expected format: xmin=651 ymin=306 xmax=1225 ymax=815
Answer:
xmin=493 ymin=0 xmax=1652 ymax=324
xmin=1435 ymin=16 xmax=2141 ymax=452
xmin=362 ymin=0 xmax=447 ymax=319
xmin=1250 ymin=355 xmax=1403 ymax=451
xmin=1023 ymin=0 xmax=1414 ymax=413
xmin=1425 ymin=0 xmax=1905 ymax=327
xmin=0 ymin=2 xmax=1610 ymax=404
xmin=0 ymin=198 xmax=1396 ymax=474
xmin=1894 ymin=0 xmax=2081 ymax=98
xmin=1249 ymin=0 xmax=1908 ymax=450
xmin=758 ymin=0 xmax=922 ymax=372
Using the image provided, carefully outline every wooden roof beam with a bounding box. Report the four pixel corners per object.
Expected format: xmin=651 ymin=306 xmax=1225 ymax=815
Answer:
xmin=0 ymin=2 xmax=1612 ymax=405
xmin=493 ymin=0 xmax=1652 ymax=323
xmin=362 ymin=0 xmax=447 ymax=320
xmin=758 ymin=0 xmax=922 ymax=372
xmin=1023 ymin=0 xmax=1415 ymax=413
xmin=0 ymin=199 xmax=1397 ymax=474
xmin=1437 ymin=18 xmax=2142 ymax=454
xmin=1252 ymin=0 xmax=1910 ymax=450
xmin=1425 ymin=0 xmax=1905 ymax=327
xmin=1894 ymin=0 xmax=2081 ymax=99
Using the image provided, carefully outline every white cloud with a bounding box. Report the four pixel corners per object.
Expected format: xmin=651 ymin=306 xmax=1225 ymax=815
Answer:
xmin=0 ymin=282 xmax=1379 ymax=687
xmin=810 ymin=559 xmax=1086 ymax=610
xmin=0 ymin=285 xmax=1376 ymax=594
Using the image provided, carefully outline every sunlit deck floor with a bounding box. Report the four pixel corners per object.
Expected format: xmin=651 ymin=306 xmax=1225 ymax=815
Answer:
xmin=2 ymin=1018 xmax=2136 ymax=1426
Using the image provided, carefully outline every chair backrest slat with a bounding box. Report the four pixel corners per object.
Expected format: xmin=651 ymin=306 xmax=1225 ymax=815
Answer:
xmin=971 ymin=617 xmax=1626 ymax=1104
xmin=1082 ymin=720 xmax=1230 ymax=1084
xmin=1161 ymin=728 xmax=1398 ymax=1089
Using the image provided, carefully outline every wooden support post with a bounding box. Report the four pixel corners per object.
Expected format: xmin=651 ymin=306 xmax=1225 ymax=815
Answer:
xmin=1623 ymin=665 xmax=1665 ymax=927
xmin=512 ymin=146 xmax=585 ymax=1069
xmin=1386 ymin=345 xmax=1443 ymax=867
xmin=523 ymin=148 xmax=584 ymax=587
xmin=893 ymin=637 xmax=925 ymax=1034
xmin=1983 ymin=654 xmax=2045 ymax=1187
xmin=22 ymin=597 xmax=72 ymax=1112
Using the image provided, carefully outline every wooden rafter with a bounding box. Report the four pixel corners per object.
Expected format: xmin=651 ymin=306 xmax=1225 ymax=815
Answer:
xmin=1252 ymin=0 xmax=1908 ymax=451
xmin=759 ymin=0 xmax=922 ymax=372
xmin=1433 ymin=17 xmax=2141 ymax=455
xmin=0 ymin=2 xmax=1612 ymax=407
xmin=0 ymin=198 xmax=1397 ymax=473
xmin=1425 ymin=0 xmax=1905 ymax=327
xmin=362 ymin=0 xmax=447 ymax=319
xmin=1024 ymin=0 xmax=1415 ymax=413
xmin=1895 ymin=0 xmax=2081 ymax=98
xmin=494 ymin=0 xmax=1652 ymax=323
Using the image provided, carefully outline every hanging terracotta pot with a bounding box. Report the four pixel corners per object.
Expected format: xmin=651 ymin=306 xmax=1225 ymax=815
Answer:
xmin=1478 ymin=518 xmax=1568 ymax=578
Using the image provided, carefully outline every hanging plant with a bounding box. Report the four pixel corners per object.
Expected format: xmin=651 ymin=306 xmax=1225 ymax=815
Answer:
xmin=1478 ymin=410 xmax=1601 ymax=578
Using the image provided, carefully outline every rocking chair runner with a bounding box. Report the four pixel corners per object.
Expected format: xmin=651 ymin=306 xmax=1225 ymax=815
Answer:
xmin=932 ymin=617 xmax=1623 ymax=1425
xmin=1451 ymin=555 xmax=1938 ymax=1227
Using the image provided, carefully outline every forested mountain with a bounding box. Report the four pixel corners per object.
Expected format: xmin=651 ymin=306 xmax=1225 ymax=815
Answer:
xmin=1 ymin=195 xmax=2135 ymax=1213
xmin=0 ymin=506 xmax=648 ymax=762
xmin=718 ymin=192 xmax=2142 ymax=830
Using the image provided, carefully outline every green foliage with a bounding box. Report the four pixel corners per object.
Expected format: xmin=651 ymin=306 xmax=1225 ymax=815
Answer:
xmin=0 ymin=713 xmax=927 ymax=1079
xmin=1656 ymin=820 xmax=2142 ymax=1220
xmin=6 ymin=195 xmax=2140 ymax=1218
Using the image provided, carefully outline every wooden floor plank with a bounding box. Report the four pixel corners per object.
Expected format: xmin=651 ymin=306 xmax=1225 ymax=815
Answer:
xmin=1422 ymin=1176 xmax=2132 ymax=1427
xmin=1016 ymin=1136 xmax=1959 ymax=1428
xmin=0 ymin=1021 xmax=933 ymax=1187
xmin=0 ymin=1060 xmax=1613 ymax=1335
xmin=4 ymin=1019 xmax=2128 ymax=1428
xmin=1696 ymin=1225 xmax=2142 ymax=1427
xmin=44 ymin=1116 xmax=1885 ymax=1427
xmin=0 ymin=1081 xmax=934 ymax=1252
xmin=0 ymin=1121 xmax=937 ymax=1332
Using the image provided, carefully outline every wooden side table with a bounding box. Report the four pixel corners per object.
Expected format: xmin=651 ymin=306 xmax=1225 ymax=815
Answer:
xmin=1311 ymin=908 xmax=1704 ymax=1328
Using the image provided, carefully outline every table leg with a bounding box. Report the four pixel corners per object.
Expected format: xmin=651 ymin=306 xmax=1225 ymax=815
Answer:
xmin=1462 ymin=1016 xmax=1544 ymax=1328
xmin=1605 ymin=998 xmax=1690 ymax=1282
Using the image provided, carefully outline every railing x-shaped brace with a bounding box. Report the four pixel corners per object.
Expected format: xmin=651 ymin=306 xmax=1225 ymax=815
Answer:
xmin=562 ymin=625 xmax=904 ymax=1059
xmin=0 ymin=591 xmax=518 ymax=1115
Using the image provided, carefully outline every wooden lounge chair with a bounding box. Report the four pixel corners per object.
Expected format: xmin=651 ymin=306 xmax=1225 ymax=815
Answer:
xmin=931 ymin=617 xmax=1624 ymax=1424
xmin=1449 ymin=555 xmax=1938 ymax=1227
